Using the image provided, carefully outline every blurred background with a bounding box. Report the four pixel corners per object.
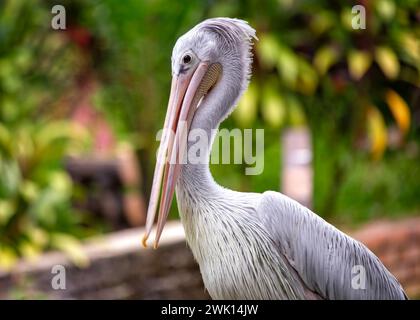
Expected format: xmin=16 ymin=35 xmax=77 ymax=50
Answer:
xmin=0 ymin=0 xmax=419 ymax=299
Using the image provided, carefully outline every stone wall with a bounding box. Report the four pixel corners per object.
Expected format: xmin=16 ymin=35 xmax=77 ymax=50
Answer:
xmin=0 ymin=222 xmax=209 ymax=299
xmin=352 ymin=217 xmax=420 ymax=298
xmin=0 ymin=218 xmax=419 ymax=299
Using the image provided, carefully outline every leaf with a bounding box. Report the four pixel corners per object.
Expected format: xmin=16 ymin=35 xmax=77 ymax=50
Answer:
xmin=35 ymin=121 xmax=74 ymax=149
xmin=277 ymin=45 xmax=298 ymax=88
xmin=310 ymin=11 xmax=335 ymax=35
xmin=0 ymin=159 xmax=21 ymax=197
xmin=0 ymin=246 xmax=18 ymax=271
xmin=0 ymin=123 xmax=13 ymax=157
xmin=297 ymin=58 xmax=318 ymax=95
xmin=19 ymin=241 xmax=41 ymax=261
xmin=261 ymin=86 xmax=286 ymax=128
xmin=0 ymin=200 xmax=15 ymax=226
xmin=375 ymin=46 xmax=400 ymax=79
xmin=26 ymin=227 xmax=49 ymax=248
xmin=49 ymin=171 xmax=72 ymax=195
xmin=256 ymin=34 xmax=280 ymax=69
xmin=287 ymin=96 xmax=306 ymax=126
xmin=385 ymin=90 xmax=410 ymax=136
xmin=20 ymin=180 xmax=39 ymax=202
xmin=16 ymin=127 xmax=35 ymax=160
xmin=348 ymin=50 xmax=372 ymax=80
xmin=50 ymin=233 xmax=89 ymax=268
xmin=340 ymin=7 xmax=355 ymax=31
xmin=375 ymin=0 xmax=396 ymax=22
xmin=397 ymin=32 xmax=420 ymax=67
xmin=233 ymin=83 xmax=258 ymax=127
xmin=35 ymin=121 xmax=90 ymax=161
xmin=314 ymin=46 xmax=339 ymax=75
xmin=367 ymin=106 xmax=388 ymax=161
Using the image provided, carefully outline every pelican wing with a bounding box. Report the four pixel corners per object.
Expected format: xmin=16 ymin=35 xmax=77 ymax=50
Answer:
xmin=257 ymin=191 xmax=407 ymax=300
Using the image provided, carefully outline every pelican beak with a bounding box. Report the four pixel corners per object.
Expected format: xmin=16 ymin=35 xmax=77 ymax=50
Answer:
xmin=142 ymin=61 xmax=221 ymax=249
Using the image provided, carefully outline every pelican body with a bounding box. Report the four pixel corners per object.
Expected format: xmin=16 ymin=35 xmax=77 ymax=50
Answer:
xmin=143 ymin=18 xmax=407 ymax=300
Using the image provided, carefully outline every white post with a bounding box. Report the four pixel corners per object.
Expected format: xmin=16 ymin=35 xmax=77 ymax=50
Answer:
xmin=282 ymin=127 xmax=313 ymax=209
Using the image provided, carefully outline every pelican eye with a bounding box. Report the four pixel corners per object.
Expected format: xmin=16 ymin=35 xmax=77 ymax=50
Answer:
xmin=182 ymin=54 xmax=192 ymax=64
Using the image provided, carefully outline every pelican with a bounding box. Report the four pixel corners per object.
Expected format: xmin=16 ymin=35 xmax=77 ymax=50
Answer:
xmin=142 ymin=17 xmax=407 ymax=300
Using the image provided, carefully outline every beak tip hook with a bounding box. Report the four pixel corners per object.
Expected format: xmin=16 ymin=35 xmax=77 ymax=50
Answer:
xmin=141 ymin=235 xmax=149 ymax=248
xmin=153 ymin=241 xmax=159 ymax=250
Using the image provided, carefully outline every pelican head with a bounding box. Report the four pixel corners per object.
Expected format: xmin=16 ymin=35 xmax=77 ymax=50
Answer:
xmin=142 ymin=18 xmax=257 ymax=248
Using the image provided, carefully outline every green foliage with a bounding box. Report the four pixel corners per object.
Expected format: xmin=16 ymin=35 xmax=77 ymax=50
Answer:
xmin=335 ymin=152 xmax=420 ymax=224
xmin=0 ymin=0 xmax=98 ymax=268
xmin=0 ymin=121 xmax=92 ymax=269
